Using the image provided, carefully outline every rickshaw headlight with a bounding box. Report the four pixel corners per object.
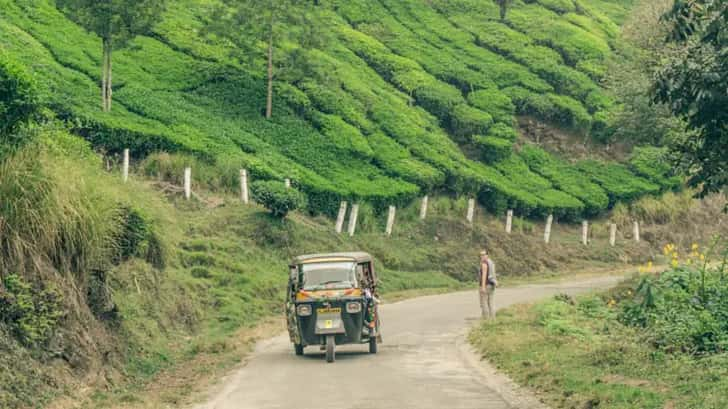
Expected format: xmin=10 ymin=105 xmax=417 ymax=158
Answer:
xmin=346 ymin=302 xmax=362 ymax=313
xmin=296 ymin=304 xmax=312 ymax=316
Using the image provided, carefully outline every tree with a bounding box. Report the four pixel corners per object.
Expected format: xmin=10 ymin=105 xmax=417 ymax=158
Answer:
xmin=205 ymin=0 xmax=323 ymax=119
xmin=250 ymin=180 xmax=307 ymax=218
xmin=56 ymin=0 xmax=166 ymax=112
xmin=654 ymin=0 xmax=728 ymax=196
xmin=493 ymin=0 xmax=513 ymax=21
xmin=604 ymin=0 xmax=687 ymax=146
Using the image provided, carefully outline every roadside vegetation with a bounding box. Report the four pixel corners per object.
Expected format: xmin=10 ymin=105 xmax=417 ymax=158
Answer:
xmin=470 ymin=243 xmax=728 ymax=409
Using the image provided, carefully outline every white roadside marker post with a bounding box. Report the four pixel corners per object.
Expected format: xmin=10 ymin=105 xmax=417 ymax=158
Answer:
xmin=506 ymin=210 xmax=513 ymax=234
xmin=122 ymin=148 xmax=129 ymax=183
xmin=420 ymin=195 xmax=428 ymax=220
xmin=544 ymin=214 xmax=553 ymax=244
xmin=386 ymin=206 xmax=396 ymax=236
xmin=184 ymin=167 xmax=192 ymax=200
xmin=466 ymin=198 xmax=475 ymax=224
xmin=285 ymin=178 xmax=291 ymax=189
xmin=240 ymin=169 xmax=249 ymax=204
xmin=582 ymin=220 xmax=589 ymax=245
xmin=348 ymin=204 xmax=359 ymax=237
xmin=335 ymin=201 xmax=348 ymax=234
xmin=610 ymin=223 xmax=617 ymax=247
xmin=633 ymin=221 xmax=640 ymax=242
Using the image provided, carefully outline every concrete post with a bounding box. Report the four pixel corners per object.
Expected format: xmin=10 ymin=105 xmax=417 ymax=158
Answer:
xmin=386 ymin=206 xmax=396 ymax=236
xmin=184 ymin=167 xmax=192 ymax=200
xmin=420 ymin=195 xmax=428 ymax=220
xmin=506 ymin=210 xmax=513 ymax=234
xmin=610 ymin=223 xmax=617 ymax=247
xmin=544 ymin=214 xmax=553 ymax=244
xmin=633 ymin=221 xmax=640 ymax=242
xmin=348 ymin=204 xmax=359 ymax=237
xmin=240 ymin=169 xmax=249 ymax=204
xmin=466 ymin=198 xmax=475 ymax=224
xmin=335 ymin=201 xmax=348 ymax=233
xmin=285 ymin=178 xmax=291 ymax=189
xmin=122 ymin=148 xmax=129 ymax=183
xmin=582 ymin=220 xmax=589 ymax=245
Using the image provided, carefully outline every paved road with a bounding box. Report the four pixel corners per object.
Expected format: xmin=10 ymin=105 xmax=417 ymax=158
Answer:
xmin=193 ymin=276 xmax=623 ymax=409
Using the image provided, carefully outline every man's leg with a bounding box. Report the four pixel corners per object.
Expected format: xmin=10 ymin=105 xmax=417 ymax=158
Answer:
xmin=486 ymin=285 xmax=496 ymax=319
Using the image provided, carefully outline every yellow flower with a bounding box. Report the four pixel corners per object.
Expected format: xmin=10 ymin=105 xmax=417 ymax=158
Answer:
xmin=692 ymin=243 xmax=699 ymax=251
xmin=700 ymin=254 xmax=705 ymax=261
xmin=647 ymin=261 xmax=653 ymax=269
xmin=627 ymin=290 xmax=633 ymax=296
xmin=671 ymin=259 xmax=679 ymax=268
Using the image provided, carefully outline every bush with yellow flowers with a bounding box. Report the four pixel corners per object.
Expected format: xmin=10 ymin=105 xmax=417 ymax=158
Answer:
xmin=617 ymin=241 xmax=728 ymax=355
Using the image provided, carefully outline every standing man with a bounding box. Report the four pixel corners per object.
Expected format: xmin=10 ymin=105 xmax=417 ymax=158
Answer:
xmin=478 ymin=250 xmax=497 ymax=319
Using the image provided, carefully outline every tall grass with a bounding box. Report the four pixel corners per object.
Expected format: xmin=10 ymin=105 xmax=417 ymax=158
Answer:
xmin=0 ymin=144 xmax=121 ymax=279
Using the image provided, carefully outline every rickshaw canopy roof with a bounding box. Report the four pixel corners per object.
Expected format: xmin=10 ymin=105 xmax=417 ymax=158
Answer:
xmin=292 ymin=252 xmax=373 ymax=265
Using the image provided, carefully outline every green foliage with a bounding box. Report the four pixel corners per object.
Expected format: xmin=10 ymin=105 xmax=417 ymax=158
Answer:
xmin=250 ymin=180 xmax=307 ymax=218
xmin=56 ymin=0 xmax=166 ymax=47
xmin=472 ymin=135 xmax=512 ymax=163
xmin=467 ymin=89 xmax=516 ymax=124
xmin=520 ymin=145 xmax=609 ymax=216
xmin=578 ymin=160 xmax=661 ymax=205
xmin=450 ymin=103 xmax=493 ymax=137
xmin=628 ymin=146 xmax=681 ymax=190
xmin=0 ymin=54 xmax=40 ymax=151
xmin=618 ymin=263 xmax=728 ymax=355
xmin=654 ymin=0 xmax=728 ymax=196
xmin=0 ymin=274 xmax=62 ymax=347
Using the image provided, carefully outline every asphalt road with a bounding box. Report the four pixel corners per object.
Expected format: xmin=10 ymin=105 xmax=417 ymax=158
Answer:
xmin=193 ymin=276 xmax=623 ymax=409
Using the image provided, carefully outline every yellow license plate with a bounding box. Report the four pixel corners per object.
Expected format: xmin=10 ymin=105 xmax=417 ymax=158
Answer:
xmin=317 ymin=307 xmax=341 ymax=314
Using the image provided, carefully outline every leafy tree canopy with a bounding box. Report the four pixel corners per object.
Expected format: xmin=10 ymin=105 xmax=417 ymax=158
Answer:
xmin=56 ymin=0 xmax=166 ymax=47
xmin=654 ymin=0 xmax=728 ymax=196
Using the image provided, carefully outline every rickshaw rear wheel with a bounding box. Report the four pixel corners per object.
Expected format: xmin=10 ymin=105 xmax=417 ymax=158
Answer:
xmin=369 ymin=333 xmax=378 ymax=354
xmin=325 ymin=336 xmax=335 ymax=363
xmin=294 ymin=344 xmax=304 ymax=356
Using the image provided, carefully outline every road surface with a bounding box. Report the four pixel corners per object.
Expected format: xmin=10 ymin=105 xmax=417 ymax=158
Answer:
xmin=193 ymin=276 xmax=622 ymax=409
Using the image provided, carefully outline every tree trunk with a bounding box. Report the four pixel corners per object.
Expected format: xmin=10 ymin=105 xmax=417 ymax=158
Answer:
xmin=266 ymin=29 xmax=273 ymax=119
xmin=101 ymin=38 xmax=108 ymax=111
xmin=105 ymin=41 xmax=113 ymax=112
xmin=101 ymin=38 xmax=113 ymax=112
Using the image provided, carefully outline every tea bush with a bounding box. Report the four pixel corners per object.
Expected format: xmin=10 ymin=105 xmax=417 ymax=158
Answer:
xmin=473 ymin=135 xmax=512 ymax=163
xmin=0 ymin=53 xmax=41 ymax=153
xmin=251 ymin=180 xmax=307 ymax=218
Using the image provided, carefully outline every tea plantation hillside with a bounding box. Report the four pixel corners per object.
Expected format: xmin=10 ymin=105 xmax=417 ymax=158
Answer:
xmin=0 ymin=0 xmax=673 ymax=218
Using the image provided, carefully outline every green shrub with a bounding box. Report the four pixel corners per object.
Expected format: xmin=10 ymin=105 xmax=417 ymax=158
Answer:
xmin=0 ymin=274 xmax=62 ymax=347
xmin=472 ymin=135 xmax=512 ymax=163
xmin=618 ymin=264 xmax=728 ymax=355
xmin=0 ymin=53 xmax=41 ymax=154
xmin=629 ymin=146 xmax=681 ymax=190
xmin=578 ymin=160 xmax=661 ymax=205
xmin=467 ymin=89 xmax=516 ymax=124
xmin=450 ymin=103 xmax=493 ymax=137
xmin=251 ymin=180 xmax=307 ymax=218
xmin=487 ymin=122 xmax=519 ymax=140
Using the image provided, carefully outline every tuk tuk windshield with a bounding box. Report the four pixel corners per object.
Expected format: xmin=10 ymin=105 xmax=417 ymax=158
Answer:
xmin=301 ymin=261 xmax=357 ymax=290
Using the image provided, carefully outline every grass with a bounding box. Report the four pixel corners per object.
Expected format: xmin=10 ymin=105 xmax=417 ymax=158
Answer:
xmin=470 ymin=290 xmax=728 ymax=409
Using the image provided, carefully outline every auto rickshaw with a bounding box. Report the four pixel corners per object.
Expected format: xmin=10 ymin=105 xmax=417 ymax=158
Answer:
xmin=286 ymin=252 xmax=381 ymax=363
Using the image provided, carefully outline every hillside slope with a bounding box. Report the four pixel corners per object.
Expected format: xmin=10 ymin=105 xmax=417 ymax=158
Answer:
xmin=0 ymin=0 xmax=674 ymax=219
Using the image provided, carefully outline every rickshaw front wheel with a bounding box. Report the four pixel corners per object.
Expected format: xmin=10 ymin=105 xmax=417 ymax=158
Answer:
xmin=325 ymin=335 xmax=335 ymax=363
xmin=294 ymin=344 xmax=304 ymax=356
